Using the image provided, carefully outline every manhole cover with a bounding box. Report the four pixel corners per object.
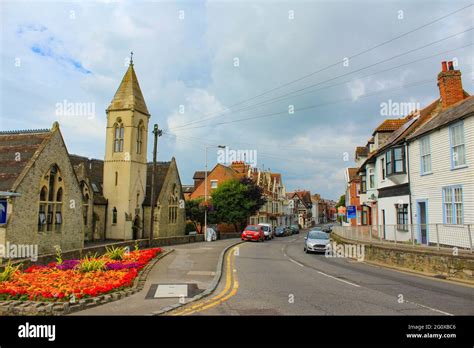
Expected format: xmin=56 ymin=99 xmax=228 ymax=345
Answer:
xmin=145 ymin=283 xmax=203 ymax=299
xmin=155 ymin=284 xmax=188 ymax=298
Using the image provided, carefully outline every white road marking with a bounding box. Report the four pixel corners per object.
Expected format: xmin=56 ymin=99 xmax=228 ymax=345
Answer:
xmin=406 ymin=300 xmax=453 ymax=316
xmin=289 ymin=258 xmax=304 ymax=267
xmin=316 ymin=271 xmax=361 ymax=288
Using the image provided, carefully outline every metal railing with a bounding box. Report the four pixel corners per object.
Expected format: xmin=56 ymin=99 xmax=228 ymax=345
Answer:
xmin=333 ymin=224 xmax=473 ymax=252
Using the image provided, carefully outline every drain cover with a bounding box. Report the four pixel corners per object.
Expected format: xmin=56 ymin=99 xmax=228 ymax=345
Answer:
xmin=154 ymin=284 xmax=188 ymax=298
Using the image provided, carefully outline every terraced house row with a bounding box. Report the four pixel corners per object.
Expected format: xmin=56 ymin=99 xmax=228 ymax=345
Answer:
xmin=344 ymin=61 xmax=473 ymax=249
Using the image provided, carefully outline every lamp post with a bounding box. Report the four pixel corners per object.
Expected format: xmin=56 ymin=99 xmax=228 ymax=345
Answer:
xmin=204 ymin=145 xmax=226 ymax=241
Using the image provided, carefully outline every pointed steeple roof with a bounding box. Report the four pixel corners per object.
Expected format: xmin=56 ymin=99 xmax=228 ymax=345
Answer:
xmin=107 ymin=62 xmax=150 ymax=116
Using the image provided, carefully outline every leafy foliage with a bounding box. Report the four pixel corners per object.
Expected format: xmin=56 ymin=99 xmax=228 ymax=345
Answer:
xmin=185 ymin=198 xmax=206 ymax=233
xmin=211 ymin=179 xmax=258 ymax=231
xmin=105 ymin=246 xmax=126 ymax=261
xmin=77 ymin=255 xmax=106 ymax=273
xmin=0 ymin=261 xmax=21 ymax=282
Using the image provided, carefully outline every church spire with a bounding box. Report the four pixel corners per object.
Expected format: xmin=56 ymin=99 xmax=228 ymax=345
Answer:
xmin=107 ymin=55 xmax=150 ymax=116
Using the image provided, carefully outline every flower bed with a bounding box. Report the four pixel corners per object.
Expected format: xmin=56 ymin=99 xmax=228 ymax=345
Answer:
xmin=0 ymin=248 xmax=162 ymax=302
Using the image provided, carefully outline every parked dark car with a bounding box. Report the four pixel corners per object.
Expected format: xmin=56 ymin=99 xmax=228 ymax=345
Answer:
xmin=274 ymin=226 xmax=287 ymax=237
xmin=290 ymin=224 xmax=300 ymax=234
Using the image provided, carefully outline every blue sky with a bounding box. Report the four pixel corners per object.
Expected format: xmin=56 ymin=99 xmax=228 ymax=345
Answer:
xmin=1 ymin=0 xmax=473 ymax=199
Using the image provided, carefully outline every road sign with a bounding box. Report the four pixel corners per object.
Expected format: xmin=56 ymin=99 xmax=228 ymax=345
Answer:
xmin=0 ymin=200 xmax=7 ymax=224
xmin=347 ymin=205 xmax=356 ymax=219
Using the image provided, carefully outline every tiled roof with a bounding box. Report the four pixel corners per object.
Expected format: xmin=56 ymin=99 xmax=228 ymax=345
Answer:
xmin=107 ymin=63 xmax=150 ymax=116
xmin=192 ymin=171 xmax=210 ymax=180
xmin=355 ymin=146 xmax=369 ymax=157
xmin=0 ymin=129 xmax=52 ymax=191
xmin=372 ymin=118 xmax=407 ymax=135
xmin=347 ymin=168 xmax=359 ymax=181
xmin=408 ymin=96 xmax=474 ymax=141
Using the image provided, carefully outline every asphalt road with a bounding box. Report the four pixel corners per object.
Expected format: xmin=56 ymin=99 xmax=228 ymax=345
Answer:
xmin=171 ymin=232 xmax=474 ymax=316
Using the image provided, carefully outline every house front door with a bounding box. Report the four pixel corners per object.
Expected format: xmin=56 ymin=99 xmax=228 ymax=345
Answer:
xmin=417 ymin=201 xmax=428 ymax=245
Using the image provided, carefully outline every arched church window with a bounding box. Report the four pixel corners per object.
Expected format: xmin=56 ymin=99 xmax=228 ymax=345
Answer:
xmin=136 ymin=121 xmax=143 ymax=154
xmin=114 ymin=119 xmax=124 ymax=153
xmin=38 ymin=165 xmax=64 ymax=233
xmin=112 ymin=207 xmax=118 ymax=224
xmin=168 ymin=186 xmax=178 ymax=224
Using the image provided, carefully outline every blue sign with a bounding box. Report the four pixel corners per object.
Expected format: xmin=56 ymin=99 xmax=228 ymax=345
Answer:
xmin=347 ymin=205 xmax=356 ymax=219
xmin=0 ymin=200 xmax=6 ymax=224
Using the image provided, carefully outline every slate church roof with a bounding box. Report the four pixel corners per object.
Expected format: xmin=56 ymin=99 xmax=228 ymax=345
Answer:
xmin=0 ymin=128 xmax=52 ymax=191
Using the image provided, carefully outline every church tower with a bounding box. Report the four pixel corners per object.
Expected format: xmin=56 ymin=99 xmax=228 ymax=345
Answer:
xmin=103 ymin=57 xmax=150 ymax=240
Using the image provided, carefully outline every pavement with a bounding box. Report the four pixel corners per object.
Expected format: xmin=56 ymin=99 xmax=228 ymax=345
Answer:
xmin=71 ymin=238 xmax=239 ymax=315
xmin=167 ymin=232 xmax=474 ymax=316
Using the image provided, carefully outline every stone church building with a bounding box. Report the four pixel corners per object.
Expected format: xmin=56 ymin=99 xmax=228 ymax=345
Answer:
xmin=0 ymin=61 xmax=185 ymax=255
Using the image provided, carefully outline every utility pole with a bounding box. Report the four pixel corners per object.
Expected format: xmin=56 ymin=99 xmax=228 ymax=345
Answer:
xmin=149 ymin=124 xmax=162 ymax=246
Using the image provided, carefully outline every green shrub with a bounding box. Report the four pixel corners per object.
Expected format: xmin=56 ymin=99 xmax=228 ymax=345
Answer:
xmin=77 ymin=255 xmax=106 ymax=273
xmin=105 ymin=246 xmax=126 ymax=260
xmin=0 ymin=261 xmax=20 ymax=282
xmin=185 ymin=222 xmax=196 ymax=234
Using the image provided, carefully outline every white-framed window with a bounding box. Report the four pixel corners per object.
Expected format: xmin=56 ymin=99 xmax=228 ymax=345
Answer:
xmin=368 ymin=168 xmax=375 ymax=189
xmin=420 ymin=135 xmax=432 ymax=174
xmin=210 ymin=180 xmax=218 ymax=189
xmin=396 ymin=204 xmax=408 ymax=231
xmin=450 ymin=122 xmax=466 ymax=168
xmin=381 ymin=158 xmax=386 ymax=180
xmin=443 ymin=186 xmax=463 ymax=224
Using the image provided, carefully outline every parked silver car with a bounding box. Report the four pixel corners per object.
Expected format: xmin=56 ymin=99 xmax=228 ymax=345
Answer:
xmin=304 ymin=230 xmax=330 ymax=253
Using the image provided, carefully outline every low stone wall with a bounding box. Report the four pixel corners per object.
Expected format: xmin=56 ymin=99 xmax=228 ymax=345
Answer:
xmin=4 ymin=234 xmax=203 ymax=270
xmin=331 ymin=233 xmax=474 ymax=282
xmin=219 ymin=233 xmax=241 ymax=240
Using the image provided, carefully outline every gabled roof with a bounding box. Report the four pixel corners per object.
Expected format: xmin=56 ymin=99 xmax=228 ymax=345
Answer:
xmin=69 ymin=154 xmax=107 ymax=204
xmin=372 ymin=118 xmax=407 ymax=135
xmin=347 ymin=168 xmax=359 ymax=182
xmin=376 ymin=99 xmax=441 ymax=154
xmin=407 ymin=96 xmax=474 ymax=141
xmin=107 ymin=63 xmax=150 ymax=116
xmin=0 ymin=128 xmax=52 ymax=191
xmin=143 ymin=161 xmax=172 ymax=206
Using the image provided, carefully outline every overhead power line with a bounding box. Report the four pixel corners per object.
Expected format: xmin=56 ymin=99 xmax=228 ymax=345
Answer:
xmin=169 ymin=41 xmax=473 ymax=132
xmin=166 ymin=4 xmax=473 ymax=131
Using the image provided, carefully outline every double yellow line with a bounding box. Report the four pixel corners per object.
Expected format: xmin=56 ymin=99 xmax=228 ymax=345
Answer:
xmin=169 ymin=244 xmax=240 ymax=316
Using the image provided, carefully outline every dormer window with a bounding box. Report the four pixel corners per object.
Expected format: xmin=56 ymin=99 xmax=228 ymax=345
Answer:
xmin=385 ymin=146 xmax=406 ymax=176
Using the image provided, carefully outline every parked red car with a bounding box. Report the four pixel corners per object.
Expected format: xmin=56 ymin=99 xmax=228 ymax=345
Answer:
xmin=241 ymin=225 xmax=265 ymax=242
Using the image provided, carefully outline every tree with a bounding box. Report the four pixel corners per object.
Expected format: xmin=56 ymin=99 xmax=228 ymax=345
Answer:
xmin=185 ymin=198 xmax=206 ymax=233
xmin=211 ymin=179 xmax=257 ymax=232
xmin=239 ymin=177 xmax=266 ymax=215
xmin=335 ymin=194 xmax=345 ymax=209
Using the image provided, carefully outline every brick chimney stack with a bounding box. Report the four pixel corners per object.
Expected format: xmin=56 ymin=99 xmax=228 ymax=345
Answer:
xmin=437 ymin=61 xmax=464 ymax=109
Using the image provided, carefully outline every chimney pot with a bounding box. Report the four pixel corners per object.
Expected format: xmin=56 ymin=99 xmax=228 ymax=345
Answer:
xmin=441 ymin=61 xmax=447 ymax=72
xmin=448 ymin=61 xmax=454 ymax=71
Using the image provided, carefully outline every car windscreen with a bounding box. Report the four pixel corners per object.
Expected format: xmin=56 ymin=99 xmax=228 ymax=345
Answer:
xmin=308 ymin=231 xmax=329 ymax=240
xmin=245 ymin=226 xmax=259 ymax=231
xmin=275 ymin=227 xmax=284 ymax=232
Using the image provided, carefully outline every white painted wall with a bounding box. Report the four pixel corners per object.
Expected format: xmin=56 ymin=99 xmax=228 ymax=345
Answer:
xmin=408 ymin=116 xmax=473 ymax=248
xmin=377 ymin=194 xmax=412 ymax=242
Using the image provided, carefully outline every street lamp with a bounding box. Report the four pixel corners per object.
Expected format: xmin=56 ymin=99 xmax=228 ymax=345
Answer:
xmin=204 ymin=144 xmax=226 ymax=241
